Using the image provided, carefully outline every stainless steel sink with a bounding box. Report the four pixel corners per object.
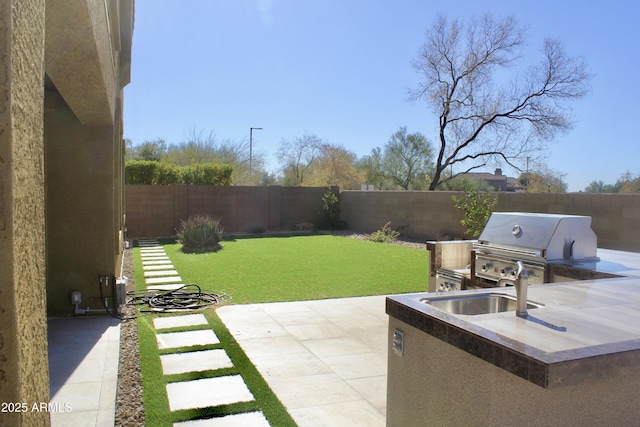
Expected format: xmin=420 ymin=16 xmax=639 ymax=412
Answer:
xmin=420 ymin=293 xmax=543 ymax=315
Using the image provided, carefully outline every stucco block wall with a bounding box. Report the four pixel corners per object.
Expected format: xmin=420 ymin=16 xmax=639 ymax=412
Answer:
xmin=497 ymin=192 xmax=640 ymax=251
xmin=340 ymin=190 xmax=465 ymax=239
xmin=0 ymin=0 xmax=50 ymax=425
xmin=342 ymin=190 xmax=640 ymax=251
xmin=125 ymin=185 xmax=335 ymax=239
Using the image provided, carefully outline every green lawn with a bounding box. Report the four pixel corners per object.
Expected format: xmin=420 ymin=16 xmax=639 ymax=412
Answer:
xmin=133 ymin=234 xmax=428 ymax=426
xmin=162 ymin=234 xmax=429 ymax=304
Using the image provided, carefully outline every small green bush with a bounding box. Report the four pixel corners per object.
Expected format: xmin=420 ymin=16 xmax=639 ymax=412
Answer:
xmin=452 ymin=182 xmax=497 ymax=238
xmin=177 ymin=215 xmax=224 ymax=253
xmin=317 ymin=187 xmax=346 ymax=230
xmin=369 ymin=221 xmax=400 ymax=243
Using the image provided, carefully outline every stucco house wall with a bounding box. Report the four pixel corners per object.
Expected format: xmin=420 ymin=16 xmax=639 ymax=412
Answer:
xmin=0 ymin=0 xmax=132 ymax=423
xmin=0 ymin=1 xmax=49 ymax=425
xmin=44 ymin=0 xmax=132 ymax=315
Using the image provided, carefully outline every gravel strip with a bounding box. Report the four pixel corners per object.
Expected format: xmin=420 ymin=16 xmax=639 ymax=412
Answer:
xmin=115 ymin=248 xmax=145 ymax=427
xmin=112 ymin=231 xmax=424 ymax=426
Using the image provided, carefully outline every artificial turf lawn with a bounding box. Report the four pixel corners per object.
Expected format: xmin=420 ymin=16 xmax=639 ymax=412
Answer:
xmin=133 ymin=249 xmax=296 ymax=427
xmin=163 ymin=234 xmax=429 ymax=304
xmin=134 ymin=234 xmax=428 ymax=426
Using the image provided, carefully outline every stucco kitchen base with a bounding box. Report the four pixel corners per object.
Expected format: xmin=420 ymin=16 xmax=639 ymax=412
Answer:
xmin=386 ymin=248 xmax=640 ymax=426
xmin=386 ymin=315 xmax=640 ymax=426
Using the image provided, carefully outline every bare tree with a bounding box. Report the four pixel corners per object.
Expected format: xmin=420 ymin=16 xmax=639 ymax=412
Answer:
xmin=410 ymin=14 xmax=592 ymax=190
xmin=276 ymin=133 xmax=323 ymax=186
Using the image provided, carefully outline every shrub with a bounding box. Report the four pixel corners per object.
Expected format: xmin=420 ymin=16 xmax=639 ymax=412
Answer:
xmin=125 ymin=161 xmax=233 ymax=185
xmin=125 ymin=160 xmax=157 ymax=184
xmin=317 ymin=187 xmax=346 ymax=230
xmin=182 ymin=163 xmax=234 ymax=185
xmin=177 ymin=215 xmax=224 ymax=253
xmin=451 ymin=182 xmax=497 ymax=238
xmin=369 ymin=221 xmax=400 ymax=243
xmin=154 ymin=162 xmax=183 ymax=184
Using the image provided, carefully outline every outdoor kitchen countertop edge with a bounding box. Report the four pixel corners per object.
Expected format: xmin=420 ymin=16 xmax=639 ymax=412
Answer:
xmin=387 ymin=248 xmax=640 ymax=389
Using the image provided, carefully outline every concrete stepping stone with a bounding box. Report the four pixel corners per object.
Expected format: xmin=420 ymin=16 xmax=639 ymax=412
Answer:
xmin=166 ymin=375 xmax=255 ymax=412
xmin=142 ymin=258 xmax=171 ymax=263
xmin=143 ymin=264 xmax=176 ymax=271
xmin=153 ymin=314 xmax=208 ymax=330
xmin=141 ymin=254 xmax=170 ymax=259
xmin=147 ymin=284 xmax=186 ymax=291
xmin=146 ymin=276 xmax=182 ymax=285
xmin=143 ymin=260 xmax=175 ymax=265
xmin=157 ymin=329 xmax=219 ymax=349
xmin=140 ymin=250 xmax=167 ymax=255
xmin=144 ymin=270 xmax=179 ymax=277
xmin=172 ymin=411 xmax=270 ymax=426
xmin=161 ymin=349 xmax=233 ymax=375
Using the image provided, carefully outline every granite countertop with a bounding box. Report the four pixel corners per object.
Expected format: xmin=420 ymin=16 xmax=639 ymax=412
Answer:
xmin=386 ymin=248 xmax=640 ymax=389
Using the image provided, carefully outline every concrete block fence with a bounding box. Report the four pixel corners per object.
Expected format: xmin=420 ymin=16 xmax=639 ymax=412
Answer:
xmin=125 ymin=185 xmax=640 ymax=252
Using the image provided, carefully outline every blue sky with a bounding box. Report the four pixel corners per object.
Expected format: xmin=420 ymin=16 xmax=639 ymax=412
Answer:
xmin=124 ymin=0 xmax=640 ymax=192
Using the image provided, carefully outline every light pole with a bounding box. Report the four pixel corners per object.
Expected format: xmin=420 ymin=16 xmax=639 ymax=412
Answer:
xmin=249 ymin=127 xmax=262 ymax=177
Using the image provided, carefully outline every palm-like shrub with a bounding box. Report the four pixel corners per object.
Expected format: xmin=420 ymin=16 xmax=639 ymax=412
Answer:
xmin=177 ymin=215 xmax=224 ymax=253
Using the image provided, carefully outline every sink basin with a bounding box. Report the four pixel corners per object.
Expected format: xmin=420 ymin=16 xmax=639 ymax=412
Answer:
xmin=420 ymin=293 xmax=543 ymax=315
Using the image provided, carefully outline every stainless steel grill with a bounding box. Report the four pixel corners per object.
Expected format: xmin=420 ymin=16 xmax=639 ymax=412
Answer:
xmin=473 ymin=212 xmax=598 ymax=285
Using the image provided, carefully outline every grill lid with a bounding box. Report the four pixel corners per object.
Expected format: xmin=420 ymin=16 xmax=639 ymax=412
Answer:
xmin=476 ymin=212 xmax=597 ymax=261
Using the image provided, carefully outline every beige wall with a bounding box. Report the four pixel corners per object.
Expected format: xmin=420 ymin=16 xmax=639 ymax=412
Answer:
xmin=42 ymin=0 xmax=132 ymax=315
xmin=341 ymin=190 xmax=640 ymax=252
xmin=0 ymin=0 xmax=50 ymax=425
xmin=45 ymin=92 xmax=121 ymax=314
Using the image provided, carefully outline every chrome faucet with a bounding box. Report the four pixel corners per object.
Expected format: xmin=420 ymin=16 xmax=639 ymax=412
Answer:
xmin=496 ymin=260 xmax=529 ymax=317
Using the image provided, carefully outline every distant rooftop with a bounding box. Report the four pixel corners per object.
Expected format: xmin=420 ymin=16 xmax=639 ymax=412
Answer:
xmin=460 ymin=168 xmax=521 ymax=191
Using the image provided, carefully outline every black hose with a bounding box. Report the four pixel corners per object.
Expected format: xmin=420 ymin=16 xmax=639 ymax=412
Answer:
xmin=126 ymin=284 xmax=231 ymax=313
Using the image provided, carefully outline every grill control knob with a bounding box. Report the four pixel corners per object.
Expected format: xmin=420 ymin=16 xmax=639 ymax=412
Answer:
xmin=500 ymin=267 xmax=512 ymax=276
xmin=481 ymin=263 xmax=492 ymax=272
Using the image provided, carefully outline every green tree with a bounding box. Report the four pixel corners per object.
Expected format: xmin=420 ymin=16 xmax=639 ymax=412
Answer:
xmin=410 ymin=14 xmax=592 ymax=190
xmin=584 ymin=180 xmax=619 ymax=193
xmin=518 ymin=168 xmax=567 ymax=192
xmin=358 ymin=147 xmax=388 ymax=190
xmin=127 ymin=138 xmax=167 ymax=161
xmin=382 ymin=127 xmax=432 ymax=190
xmin=616 ymin=172 xmax=640 ymax=193
xmin=306 ymin=143 xmax=364 ymax=190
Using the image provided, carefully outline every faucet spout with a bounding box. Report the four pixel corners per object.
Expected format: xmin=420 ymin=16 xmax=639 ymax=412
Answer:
xmin=496 ymin=261 xmax=529 ymax=317
xmin=513 ymin=261 xmax=529 ymax=317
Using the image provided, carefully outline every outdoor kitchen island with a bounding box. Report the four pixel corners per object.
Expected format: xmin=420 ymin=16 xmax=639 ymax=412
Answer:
xmin=386 ymin=248 xmax=640 ymax=426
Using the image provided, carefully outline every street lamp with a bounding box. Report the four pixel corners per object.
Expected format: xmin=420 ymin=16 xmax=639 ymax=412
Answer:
xmin=249 ymin=127 xmax=262 ymax=177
